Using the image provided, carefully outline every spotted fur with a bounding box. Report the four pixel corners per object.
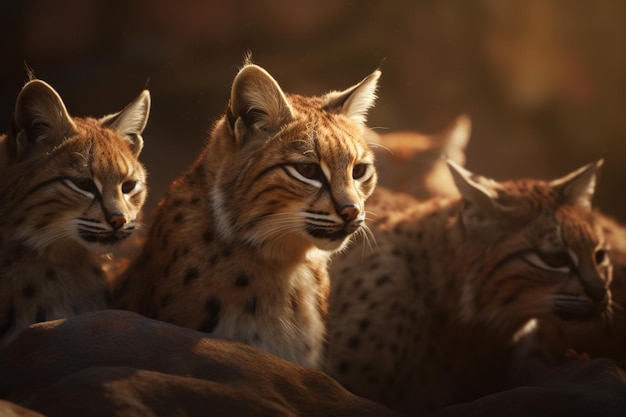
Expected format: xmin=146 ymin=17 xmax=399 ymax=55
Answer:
xmin=114 ymin=61 xmax=380 ymax=368
xmin=515 ymin=212 xmax=626 ymax=377
xmin=0 ymin=79 xmax=150 ymax=347
xmin=326 ymin=160 xmax=611 ymax=414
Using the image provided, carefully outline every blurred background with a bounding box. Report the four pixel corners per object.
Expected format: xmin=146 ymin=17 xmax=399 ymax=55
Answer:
xmin=1 ymin=0 xmax=625 ymax=221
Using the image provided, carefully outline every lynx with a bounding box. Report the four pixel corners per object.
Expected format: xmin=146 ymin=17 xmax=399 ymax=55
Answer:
xmin=114 ymin=61 xmax=380 ymax=369
xmin=372 ymin=118 xmax=626 ymax=372
xmin=371 ymin=114 xmax=470 ymax=199
xmin=514 ymin=212 xmax=626 ymax=381
xmin=0 ymin=78 xmax=150 ymax=347
xmin=326 ymin=160 xmax=611 ymax=414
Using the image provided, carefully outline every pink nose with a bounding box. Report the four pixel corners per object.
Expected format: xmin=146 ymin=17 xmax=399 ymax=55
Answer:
xmin=340 ymin=205 xmax=360 ymax=223
xmin=108 ymin=214 xmax=127 ymax=230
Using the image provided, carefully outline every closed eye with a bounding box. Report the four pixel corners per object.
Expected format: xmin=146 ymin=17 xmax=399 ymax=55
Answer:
xmin=63 ymin=178 xmax=98 ymax=198
xmin=284 ymin=163 xmax=324 ymax=188
xmin=294 ymin=163 xmax=323 ymax=180
xmin=522 ymin=251 xmax=571 ymax=273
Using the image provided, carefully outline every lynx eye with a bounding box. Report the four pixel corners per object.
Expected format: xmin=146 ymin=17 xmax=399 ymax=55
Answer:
xmin=539 ymin=251 xmax=571 ymax=268
xmin=522 ymin=251 xmax=571 ymax=273
xmin=121 ymin=180 xmax=140 ymax=195
xmin=294 ymin=163 xmax=323 ymax=180
xmin=352 ymin=164 xmax=368 ymax=179
xmin=64 ymin=177 xmax=98 ymax=197
xmin=595 ymin=249 xmax=609 ymax=266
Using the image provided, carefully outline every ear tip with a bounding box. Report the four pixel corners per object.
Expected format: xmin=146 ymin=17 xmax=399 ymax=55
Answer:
xmin=455 ymin=114 xmax=472 ymax=130
xmin=445 ymin=158 xmax=463 ymax=172
xmin=365 ymin=69 xmax=382 ymax=86
xmin=19 ymin=79 xmax=55 ymax=96
xmin=139 ymin=89 xmax=152 ymax=107
xmin=237 ymin=63 xmax=266 ymax=77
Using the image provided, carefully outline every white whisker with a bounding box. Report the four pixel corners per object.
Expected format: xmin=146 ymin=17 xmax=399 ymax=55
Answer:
xmin=367 ymin=142 xmax=394 ymax=156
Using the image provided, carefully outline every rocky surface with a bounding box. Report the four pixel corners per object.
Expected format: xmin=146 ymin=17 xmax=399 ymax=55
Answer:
xmin=2 ymin=310 xmax=626 ymax=417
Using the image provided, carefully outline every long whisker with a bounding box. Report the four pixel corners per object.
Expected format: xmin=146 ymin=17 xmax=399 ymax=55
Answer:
xmin=610 ymin=299 xmax=624 ymax=313
xmin=26 ymin=220 xmax=77 ymax=252
xmin=361 ymin=223 xmax=377 ymax=252
xmin=251 ymin=215 xmax=304 ymax=243
xmin=367 ymin=142 xmax=394 ymax=156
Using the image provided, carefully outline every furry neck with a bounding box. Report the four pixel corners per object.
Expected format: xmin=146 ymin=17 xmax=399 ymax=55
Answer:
xmin=197 ymin=119 xmax=326 ymax=267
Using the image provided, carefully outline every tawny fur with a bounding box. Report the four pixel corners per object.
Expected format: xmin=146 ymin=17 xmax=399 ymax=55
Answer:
xmin=371 ymin=119 xmax=626 ymax=375
xmin=370 ymin=114 xmax=470 ymax=200
xmin=516 ymin=213 xmax=626 ymax=377
xmin=114 ymin=62 xmax=380 ymax=368
xmin=0 ymin=79 xmax=150 ymax=347
xmin=326 ymin=161 xmax=611 ymax=414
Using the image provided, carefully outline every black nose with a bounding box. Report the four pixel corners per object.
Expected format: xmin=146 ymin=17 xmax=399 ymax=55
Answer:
xmin=340 ymin=205 xmax=360 ymax=223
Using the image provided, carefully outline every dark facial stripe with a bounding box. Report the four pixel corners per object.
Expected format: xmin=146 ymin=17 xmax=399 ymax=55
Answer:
xmin=476 ymin=249 xmax=563 ymax=307
xmin=23 ymin=198 xmax=65 ymax=212
xmin=246 ymin=163 xmax=287 ymax=193
xmin=482 ymin=249 xmax=536 ymax=284
xmin=6 ymin=176 xmax=69 ymax=212
xmin=250 ymin=184 xmax=297 ymax=203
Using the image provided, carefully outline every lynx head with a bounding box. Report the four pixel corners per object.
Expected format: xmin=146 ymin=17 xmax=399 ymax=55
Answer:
xmin=0 ymin=79 xmax=150 ymax=254
xmin=373 ymin=114 xmax=471 ymax=199
xmin=449 ymin=160 xmax=612 ymax=332
xmin=209 ymin=62 xmax=380 ymax=258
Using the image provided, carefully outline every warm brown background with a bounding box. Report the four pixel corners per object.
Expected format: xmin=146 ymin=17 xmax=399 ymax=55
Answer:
xmin=2 ymin=0 xmax=625 ymax=222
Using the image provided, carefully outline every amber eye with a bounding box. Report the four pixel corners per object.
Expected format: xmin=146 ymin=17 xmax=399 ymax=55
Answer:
xmin=294 ymin=163 xmax=322 ymax=180
xmin=595 ymin=249 xmax=609 ymax=265
xmin=538 ymin=251 xmax=571 ymax=269
xmin=121 ymin=180 xmax=139 ymax=194
xmin=352 ymin=164 xmax=368 ymax=179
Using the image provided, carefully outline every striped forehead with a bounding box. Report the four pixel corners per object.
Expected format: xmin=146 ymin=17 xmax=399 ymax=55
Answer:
xmin=309 ymin=118 xmax=366 ymax=162
xmin=544 ymin=208 xmax=601 ymax=267
xmin=557 ymin=207 xmax=601 ymax=248
xmin=311 ymin=121 xmax=365 ymax=182
xmin=66 ymin=122 xmax=137 ymax=179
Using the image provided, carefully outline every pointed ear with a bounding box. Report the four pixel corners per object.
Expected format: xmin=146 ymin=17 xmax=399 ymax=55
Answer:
xmin=323 ymin=69 xmax=381 ymax=125
xmin=447 ymin=159 xmax=507 ymax=233
xmin=447 ymin=160 xmax=499 ymax=211
xmin=439 ymin=114 xmax=471 ymax=165
xmin=550 ymin=159 xmax=603 ymax=209
xmin=11 ymin=79 xmax=77 ymax=163
xmin=100 ymin=90 xmax=150 ymax=156
xmin=227 ymin=64 xmax=294 ymax=146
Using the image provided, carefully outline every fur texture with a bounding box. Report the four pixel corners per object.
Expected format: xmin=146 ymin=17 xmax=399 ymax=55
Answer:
xmin=114 ymin=62 xmax=380 ymax=368
xmin=0 ymin=79 xmax=150 ymax=347
xmin=326 ymin=160 xmax=611 ymax=414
